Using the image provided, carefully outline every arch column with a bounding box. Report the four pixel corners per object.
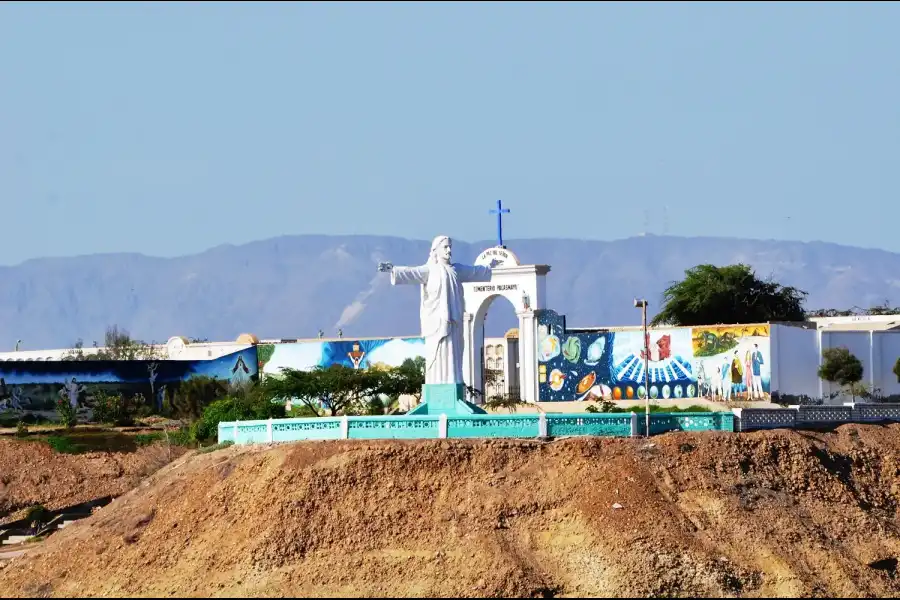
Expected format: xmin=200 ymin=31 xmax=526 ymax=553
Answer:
xmin=462 ymin=312 xmax=476 ymax=393
xmin=516 ymin=311 xmax=538 ymax=402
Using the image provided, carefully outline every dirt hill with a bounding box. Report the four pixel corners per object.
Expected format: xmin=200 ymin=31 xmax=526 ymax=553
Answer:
xmin=0 ymin=437 xmax=185 ymax=526
xmin=2 ymin=425 xmax=900 ymax=598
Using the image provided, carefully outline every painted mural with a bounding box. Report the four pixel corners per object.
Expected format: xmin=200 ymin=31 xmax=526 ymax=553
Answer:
xmin=259 ymin=337 xmax=426 ymax=377
xmin=536 ymin=309 xmax=771 ymax=402
xmin=0 ymin=347 xmax=258 ymax=413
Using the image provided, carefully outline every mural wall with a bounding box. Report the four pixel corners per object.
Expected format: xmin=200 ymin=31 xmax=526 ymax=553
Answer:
xmin=536 ymin=309 xmax=771 ymax=402
xmin=0 ymin=347 xmax=258 ymax=413
xmin=259 ymin=337 xmax=426 ymax=377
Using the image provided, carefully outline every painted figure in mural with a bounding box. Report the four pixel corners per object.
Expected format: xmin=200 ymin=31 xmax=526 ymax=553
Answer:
xmin=730 ymin=351 xmax=743 ymax=398
xmin=148 ymin=363 xmax=158 ymax=390
xmin=751 ymin=343 xmax=765 ymax=398
xmin=720 ymin=356 xmax=732 ymax=400
xmin=60 ymin=377 xmax=86 ymax=408
xmin=378 ymin=235 xmax=492 ymax=385
xmin=10 ymin=386 xmax=22 ymax=410
xmin=231 ymin=355 xmax=251 ymax=388
xmin=696 ymin=363 xmax=710 ymax=398
xmin=744 ymin=350 xmax=753 ymax=398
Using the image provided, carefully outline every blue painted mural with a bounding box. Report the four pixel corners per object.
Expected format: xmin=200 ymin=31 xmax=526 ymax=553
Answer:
xmin=260 ymin=337 xmax=426 ymax=377
xmin=0 ymin=347 xmax=258 ymax=412
xmin=537 ymin=309 xmax=771 ymax=402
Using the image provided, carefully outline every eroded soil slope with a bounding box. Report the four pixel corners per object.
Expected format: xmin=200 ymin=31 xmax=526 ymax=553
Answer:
xmin=2 ymin=425 xmax=900 ymax=597
xmin=0 ymin=438 xmax=186 ymax=524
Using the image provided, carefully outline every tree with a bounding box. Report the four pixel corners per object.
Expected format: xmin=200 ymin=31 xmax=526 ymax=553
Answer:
xmin=261 ymin=368 xmax=322 ymax=416
xmin=893 ymin=357 xmax=900 ymax=383
xmin=806 ymin=302 xmax=900 ymax=319
xmin=261 ymin=365 xmax=385 ymax=417
xmin=62 ymin=325 xmax=161 ymax=361
xmin=818 ymin=346 xmax=864 ymax=401
xmin=170 ymin=376 xmax=231 ymax=420
xmin=379 ymin=357 xmax=426 ymax=404
xmin=651 ymin=264 xmax=808 ymax=327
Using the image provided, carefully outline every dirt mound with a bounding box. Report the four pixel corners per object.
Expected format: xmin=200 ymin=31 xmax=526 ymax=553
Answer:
xmin=2 ymin=425 xmax=900 ymax=597
xmin=0 ymin=438 xmax=187 ymax=525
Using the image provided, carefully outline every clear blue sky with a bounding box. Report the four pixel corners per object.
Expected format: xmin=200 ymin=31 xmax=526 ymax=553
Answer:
xmin=1 ymin=1 xmax=897 ymax=266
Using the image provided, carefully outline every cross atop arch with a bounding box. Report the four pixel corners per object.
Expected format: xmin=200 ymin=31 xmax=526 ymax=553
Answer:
xmin=489 ymin=199 xmax=510 ymax=248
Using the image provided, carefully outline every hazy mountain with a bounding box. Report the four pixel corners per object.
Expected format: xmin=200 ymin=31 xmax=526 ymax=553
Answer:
xmin=3 ymin=234 xmax=900 ymax=350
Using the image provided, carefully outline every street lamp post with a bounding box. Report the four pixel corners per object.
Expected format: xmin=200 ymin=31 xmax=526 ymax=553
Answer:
xmin=634 ymin=299 xmax=649 ymax=437
xmin=14 ymin=339 xmax=21 ymax=352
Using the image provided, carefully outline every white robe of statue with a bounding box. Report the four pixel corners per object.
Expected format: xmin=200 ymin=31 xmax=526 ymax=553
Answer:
xmin=380 ymin=236 xmax=492 ymax=385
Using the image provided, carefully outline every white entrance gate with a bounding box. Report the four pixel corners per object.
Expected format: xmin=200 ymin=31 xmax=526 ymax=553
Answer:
xmin=462 ymin=246 xmax=550 ymax=403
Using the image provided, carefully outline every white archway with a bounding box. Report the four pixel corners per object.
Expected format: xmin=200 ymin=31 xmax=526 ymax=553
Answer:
xmin=462 ymin=246 xmax=550 ymax=403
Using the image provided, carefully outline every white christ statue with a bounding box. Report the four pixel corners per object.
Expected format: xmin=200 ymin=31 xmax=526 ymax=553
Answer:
xmin=378 ymin=235 xmax=492 ymax=386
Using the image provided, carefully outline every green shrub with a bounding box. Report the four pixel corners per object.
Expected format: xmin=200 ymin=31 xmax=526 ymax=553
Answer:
xmin=15 ymin=421 xmax=28 ymax=438
xmin=167 ymin=427 xmax=195 ymax=447
xmin=91 ymin=391 xmax=119 ymax=424
xmin=46 ymin=435 xmax=78 ymax=454
xmin=56 ymin=396 xmax=77 ymax=428
xmin=193 ymin=393 xmax=285 ymax=443
xmin=171 ymin=376 xmax=231 ymax=420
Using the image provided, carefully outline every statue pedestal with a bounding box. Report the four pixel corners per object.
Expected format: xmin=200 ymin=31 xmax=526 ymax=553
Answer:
xmin=407 ymin=384 xmax=487 ymax=416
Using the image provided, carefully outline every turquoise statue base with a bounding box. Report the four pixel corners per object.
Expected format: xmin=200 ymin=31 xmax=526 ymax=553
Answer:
xmin=407 ymin=383 xmax=487 ymax=416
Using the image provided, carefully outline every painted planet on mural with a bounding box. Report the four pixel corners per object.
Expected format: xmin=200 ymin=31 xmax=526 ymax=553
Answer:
xmin=576 ymin=372 xmax=596 ymax=395
xmin=626 ymin=386 xmax=634 ymax=399
xmin=674 ymin=385 xmax=684 ymax=399
xmin=613 ymin=386 xmax=622 ymax=400
xmin=650 ymin=385 xmax=659 ymax=399
xmin=662 ymin=385 xmax=671 ymax=399
xmin=687 ymin=384 xmax=696 ymax=398
xmin=637 ymin=385 xmax=647 ymax=399
xmin=584 ymin=338 xmax=606 ymax=366
xmin=562 ymin=337 xmax=581 ymax=363
xmin=549 ymin=369 xmax=566 ymax=391
xmin=539 ymin=335 xmax=561 ymax=362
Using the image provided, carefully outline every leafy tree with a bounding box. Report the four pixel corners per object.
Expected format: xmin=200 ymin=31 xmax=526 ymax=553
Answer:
xmin=818 ymin=346 xmax=864 ymax=401
xmin=261 ymin=368 xmax=322 ymax=416
xmin=652 ymin=264 xmax=807 ymax=326
xmin=263 ymin=365 xmax=401 ymax=417
xmin=379 ymin=357 xmax=425 ymax=404
xmin=171 ymin=376 xmax=231 ymax=419
xmin=893 ymin=357 xmax=900 ymax=383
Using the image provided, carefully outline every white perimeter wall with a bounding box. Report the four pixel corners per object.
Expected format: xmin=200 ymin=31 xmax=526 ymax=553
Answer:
xmin=756 ymin=325 xmax=900 ymax=403
xmin=770 ymin=324 xmax=819 ymax=399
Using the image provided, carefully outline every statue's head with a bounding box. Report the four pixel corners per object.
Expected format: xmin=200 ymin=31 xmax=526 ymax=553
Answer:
xmin=430 ymin=235 xmax=452 ymax=265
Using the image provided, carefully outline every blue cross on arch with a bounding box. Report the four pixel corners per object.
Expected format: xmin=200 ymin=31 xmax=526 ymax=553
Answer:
xmin=489 ymin=199 xmax=510 ymax=248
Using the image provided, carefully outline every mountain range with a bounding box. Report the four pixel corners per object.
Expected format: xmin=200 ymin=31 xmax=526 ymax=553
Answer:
xmin=2 ymin=234 xmax=899 ymax=350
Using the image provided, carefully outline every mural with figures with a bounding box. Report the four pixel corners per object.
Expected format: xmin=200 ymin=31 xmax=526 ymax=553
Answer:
xmin=0 ymin=347 xmax=259 ymax=413
xmin=536 ymin=309 xmax=771 ymax=402
xmin=259 ymin=337 xmax=426 ymax=377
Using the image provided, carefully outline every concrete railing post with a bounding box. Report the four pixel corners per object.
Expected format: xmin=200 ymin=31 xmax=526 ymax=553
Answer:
xmin=438 ymin=414 xmax=448 ymax=439
xmin=538 ymin=413 xmax=548 ymax=438
xmin=341 ymin=416 xmax=350 ymax=439
xmin=630 ymin=412 xmax=638 ymax=437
